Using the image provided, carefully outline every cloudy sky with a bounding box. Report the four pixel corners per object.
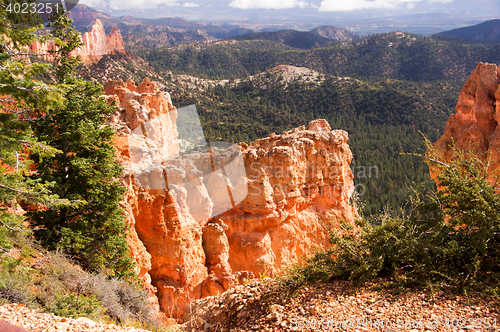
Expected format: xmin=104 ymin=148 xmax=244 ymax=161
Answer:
xmin=79 ymin=0 xmax=499 ymax=29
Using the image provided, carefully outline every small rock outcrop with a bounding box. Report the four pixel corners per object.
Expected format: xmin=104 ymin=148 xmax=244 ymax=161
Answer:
xmin=433 ymin=62 xmax=500 ymax=172
xmin=104 ymin=78 xmax=356 ymax=319
xmin=310 ymin=26 xmax=359 ymax=41
xmin=30 ymin=19 xmax=125 ymax=64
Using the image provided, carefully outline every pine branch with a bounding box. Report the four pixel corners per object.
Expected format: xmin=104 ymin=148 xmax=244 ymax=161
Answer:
xmin=0 ymin=219 xmax=30 ymax=233
xmin=0 ymin=182 xmax=45 ymax=195
xmin=427 ymin=158 xmax=449 ymax=168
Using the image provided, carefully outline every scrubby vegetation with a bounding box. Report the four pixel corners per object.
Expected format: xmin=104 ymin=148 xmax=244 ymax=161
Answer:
xmin=282 ymin=143 xmax=500 ymax=295
xmin=0 ymin=237 xmax=161 ymax=329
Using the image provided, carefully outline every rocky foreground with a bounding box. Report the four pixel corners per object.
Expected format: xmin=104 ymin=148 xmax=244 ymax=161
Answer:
xmin=183 ymin=279 xmax=500 ymax=332
xmin=0 ymin=304 xmax=153 ymax=332
xmin=1 ymin=278 xmax=499 ymax=331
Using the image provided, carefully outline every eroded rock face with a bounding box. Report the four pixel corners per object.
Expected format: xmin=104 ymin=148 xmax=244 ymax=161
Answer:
xmin=219 ymin=120 xmax=355 ymax=276
xmin=105 ymin=79 xmax=355 ymax=319
xmin=434 ymin=62 xmax=500 ymax=171
xmin=29 ymin=19 xmax=125 ymax=64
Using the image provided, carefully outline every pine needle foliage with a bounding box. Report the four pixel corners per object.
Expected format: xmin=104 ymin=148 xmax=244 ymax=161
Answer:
xmin=28 ymin=9 xmax=135 ymax=278
xmin=0 ymin=0 xmax=67 ymax=246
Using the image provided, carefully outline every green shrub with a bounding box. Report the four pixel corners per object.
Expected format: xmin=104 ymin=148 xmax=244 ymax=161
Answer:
xmin=39 ymin=251 xmax=161 ymax=328
xmin=0 ymin=269 xmax=36 ymax=306
xmin=52 ymin=292 xmax=103 ymax=320
xmin=283 ymin=144 xmax=500 ymax=294
xmin=0 ymin=237 xmax=39 ymax=307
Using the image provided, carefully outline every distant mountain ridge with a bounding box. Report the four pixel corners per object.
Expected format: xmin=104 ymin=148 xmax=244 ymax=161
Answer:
xmin=437 ymin=19 xmax=500 ymax=44
xmin=233 ymin=30 xmax=335 ymax=49
xmin=68 ymin=4 xmax=253 ymax=49
xmin=68 ymin=5 xmax=355 ymax=51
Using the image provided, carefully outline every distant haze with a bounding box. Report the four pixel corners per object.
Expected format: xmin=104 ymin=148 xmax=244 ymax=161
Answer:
xmin=79 ymin=0 xmax=499 ymax=35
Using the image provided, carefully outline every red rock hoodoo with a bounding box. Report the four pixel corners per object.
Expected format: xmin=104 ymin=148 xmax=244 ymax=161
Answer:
xmin=104 ymin=78 xmax=356 ymax=319
xmin=434 ymin=62 xmax=500 ymax=172
xmin=29 ymin=19 xmax=125 ymax=64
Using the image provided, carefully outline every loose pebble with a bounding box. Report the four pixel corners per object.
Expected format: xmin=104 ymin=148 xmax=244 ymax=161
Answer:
xmin=0 ymin=304 xmax=152 ymax=332
xmin=183 ymin=279 xmax=500 ymax=331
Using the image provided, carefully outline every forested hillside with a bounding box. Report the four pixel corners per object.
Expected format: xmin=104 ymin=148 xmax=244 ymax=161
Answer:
xmin=139 ymin=31 xmax=500 ymax=83
xmin=437 ymin=19 xmax=500 ymax=44
xmin=165 ymin=72 xmax=459 ymax=214
xmin=233 ymin=30 xmax=335 ymax=49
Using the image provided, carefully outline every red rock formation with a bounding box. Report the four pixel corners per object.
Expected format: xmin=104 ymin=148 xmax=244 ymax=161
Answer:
xmin=29 ymin=19 xmax=125 ymax=64
xmin=433 ymin=62 xmax=500 ymax=171
xmin=104 ymin=78 xmax=355 ymax=319
xmin=219 ymin=120 xmax=355 ymax=277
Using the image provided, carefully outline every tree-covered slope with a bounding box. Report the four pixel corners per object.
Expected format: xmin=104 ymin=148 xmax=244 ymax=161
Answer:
xmin=233 ymin=30 xmax=335 ymax=49
xmin=166 ymin=72 xmax=460 ymax=215
xmin=437 ymin=19 xmax=500 ymax=44
xmin=139 ymin=31 xmax=500 ymax=83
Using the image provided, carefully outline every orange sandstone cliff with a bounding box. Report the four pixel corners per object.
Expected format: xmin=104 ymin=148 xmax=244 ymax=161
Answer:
xmin=30 ymin=19 xmax=125 ymax=64
xmin=434 ymin=62 xmax=500 ymax=171
xmin=103 ymin=78 xmax=356 ymax=319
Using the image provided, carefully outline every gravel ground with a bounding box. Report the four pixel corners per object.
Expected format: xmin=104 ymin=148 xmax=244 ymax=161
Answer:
xmin=0 ymin=303 xmax=154 ymax=332
xmin=183 ymin=279 xmax=500 ymax=332
xmin=2 ymin=279 xmax=499 ymax=332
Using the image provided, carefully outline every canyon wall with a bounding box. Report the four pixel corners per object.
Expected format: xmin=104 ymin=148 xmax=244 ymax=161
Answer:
xmin=30 ymin=19 xmax=125 ymax=64
xmin=434 ymin=62 xmax=500 ymax=171
xmin=104 ymin=78 xmax=356 ymax=319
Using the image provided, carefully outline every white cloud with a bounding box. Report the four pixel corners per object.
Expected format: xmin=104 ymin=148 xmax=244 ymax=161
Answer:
xmin=229 ymin=0 xmax=311 ymax=9
xmin=183 ymin=2 xmax=200 ymax=6
xmin=91 ymin=0 xmax=180 ymax=10
xmin=80 ymin=0 xmax=107 ymax=7
xmin=319 ymin=0 xmax=424 ymax=11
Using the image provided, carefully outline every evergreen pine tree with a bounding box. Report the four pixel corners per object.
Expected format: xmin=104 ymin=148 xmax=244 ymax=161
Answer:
xmin=1 ymin=0 xmax=66 ymax=240
xmin=28 ymin=9 xmax=134 ymax=277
